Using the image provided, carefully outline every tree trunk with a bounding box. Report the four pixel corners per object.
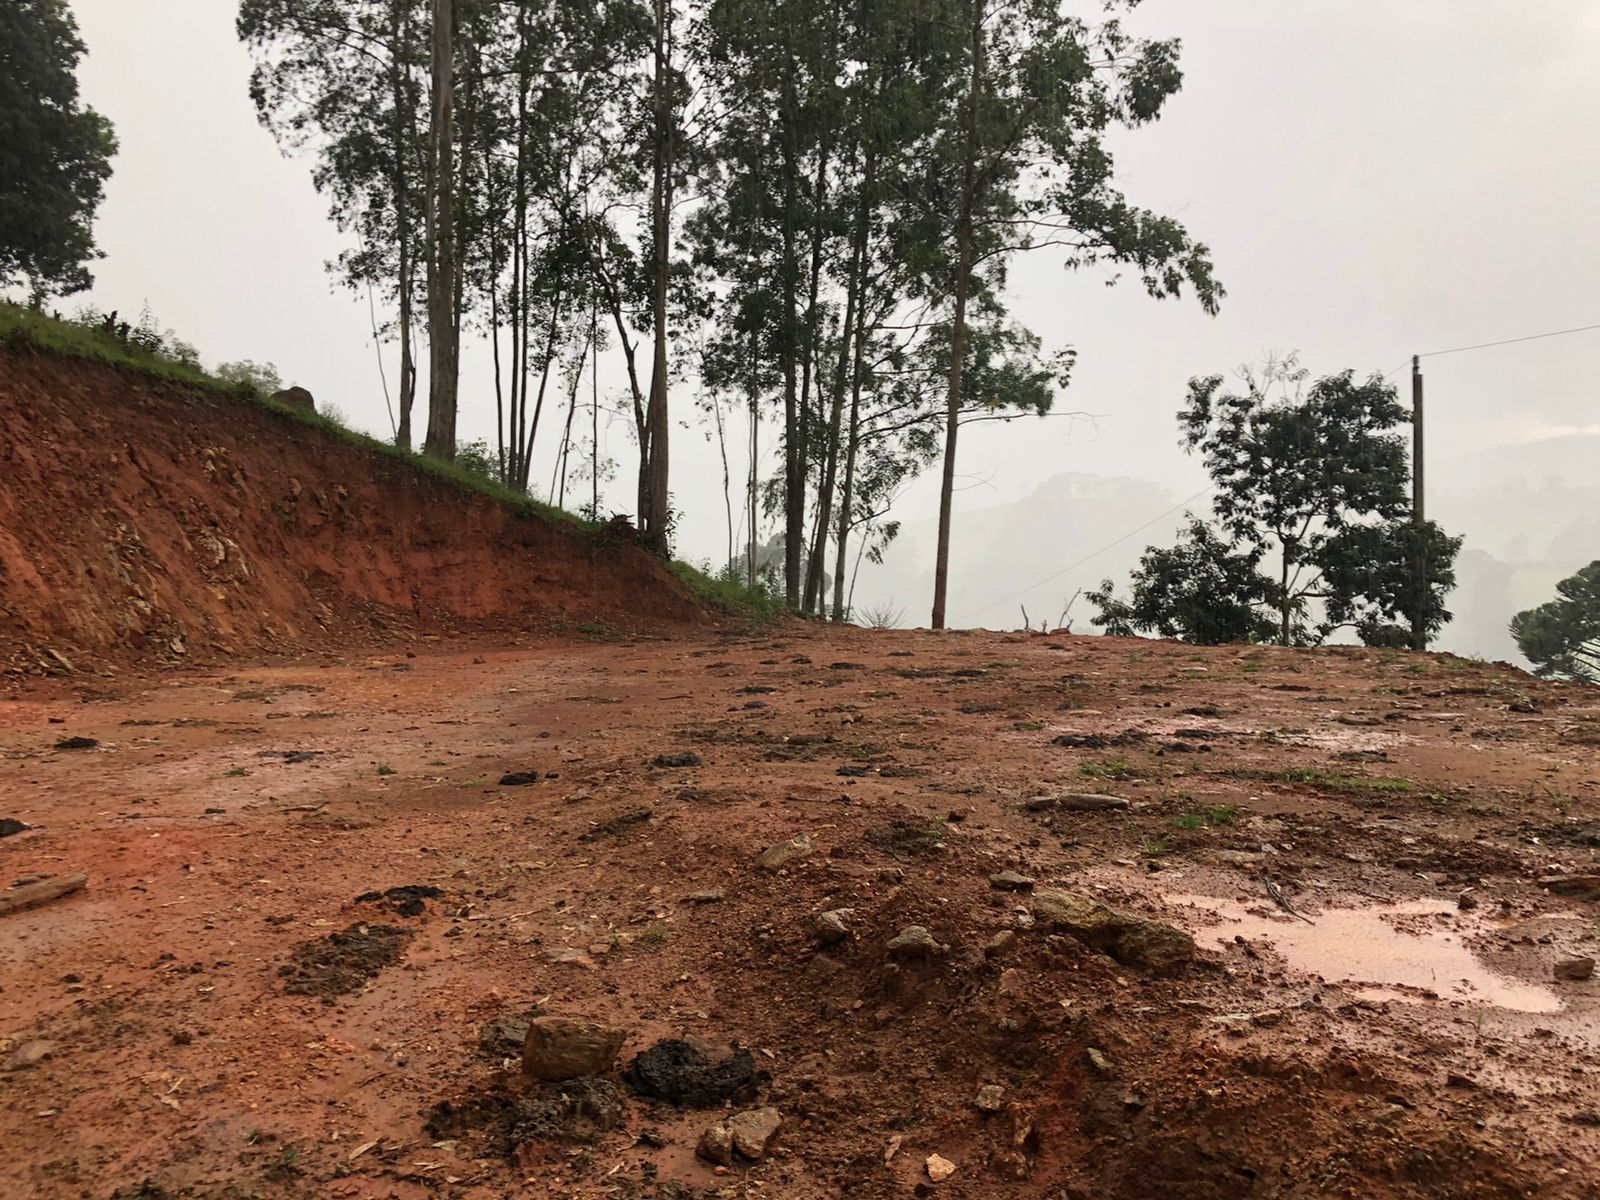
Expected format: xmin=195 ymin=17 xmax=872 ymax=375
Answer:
xmin=1280 ymin=544 xmax=1292 ymax=646
xmin=931 ymin=4 xmax=984 ymax=630
xmin=392 ymin=0 xmax=416 ymax=451
xmin=832 ymin=240 xmax=871 ymax=622
xmin=804 ymin=154 xmax=868 ymax=612
xmin=423 ymin=0 xmax=458 ymax=459
xmin=748 ymin=324 xmax=760 ymax=589
xmin=639 ymin=0 xmax=673 ymax=554
xmin=779 ymin=87 xmax=803 ymax=605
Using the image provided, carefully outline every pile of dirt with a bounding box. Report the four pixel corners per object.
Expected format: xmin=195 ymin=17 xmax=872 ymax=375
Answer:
xmin=0 ymin=347 xmax=705 ymax=673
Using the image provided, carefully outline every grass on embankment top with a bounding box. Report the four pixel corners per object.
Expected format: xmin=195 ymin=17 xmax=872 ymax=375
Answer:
xmin=0 ymin=301 xmax=595 ymax=531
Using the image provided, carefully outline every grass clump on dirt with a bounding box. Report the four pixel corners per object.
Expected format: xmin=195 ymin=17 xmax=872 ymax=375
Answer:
xmin=1080 ymin=758 xmax=1142 ymax=781
xmin=668 ymin=560 xmax=785 ymax=622
xmin=1170 ymin=803 xmax=1241 ymax=830
xmin=1220 ymin=766 xmax=1412 ymax=794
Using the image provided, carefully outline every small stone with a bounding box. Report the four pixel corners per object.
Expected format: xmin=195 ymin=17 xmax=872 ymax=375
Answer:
xmin=3 ymin=1040 xmax=55 ymax=1071
xmin=1555 ymin=956 xmax=1595 ymax=981
xmin=542 ymin=947 xmax=597 ymax=970
xmin=698 ymin=1107 xmax=783 ymax=1165
xmin=985 ymin=930 xmax=1016 ymax=957
xmin=653 ymin=752 xmax=702 ymax=769
xmin=522 ymin=1015 xmax=626 ymax=1081
xmin=697 ymin=1122 xmax=734 ymax=1166
xmin=683 ymin=890 xmax=725 ymax=905
xmin=1085 ymin=1047 xmax=1112 ymax=1074
xmin=926 ymin=1153 xmax=957 ymax=1183
xmin=0 ymin=819 xmax=28 ymax=839
xmin=886 ymin=925 xmax=943 ymax=960
xmin=727 ymin=1107 xmax=783 ymax=1159
xmin=1457 ymin=891 xmax=1478 ymax=911
xmin=815 ymin=909 xmax=853 ymax=946
xmin=759 ymin=833 xmax=813 ymax=872
xmin=1025 ymin=792 xmax=1128 ymax=812
xmin=974 ymin=1084 xmax=1005 ymax=1112
xmin=989 ymin=871 xmax=1035 ymax=893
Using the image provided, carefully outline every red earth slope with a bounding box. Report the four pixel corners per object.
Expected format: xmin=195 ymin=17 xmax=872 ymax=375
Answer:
xmin=0 ymin=347 xmax=702 ymax=673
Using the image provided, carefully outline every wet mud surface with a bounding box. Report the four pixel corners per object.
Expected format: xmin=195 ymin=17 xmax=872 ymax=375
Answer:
xmin=2 ymin=629 xmax=1599 ymax=1198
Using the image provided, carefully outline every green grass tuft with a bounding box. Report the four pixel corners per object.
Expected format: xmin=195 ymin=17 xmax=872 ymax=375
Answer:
xmin=667 ymin=560 xmax=785 ymax=622
xmin=1171 ymin=803 xmax=1241 ymax=830
xmin=1219 ymin=766 xmax=1412 ymax=794
xmin=1079 ymin=758 xmax=1141 ymax=781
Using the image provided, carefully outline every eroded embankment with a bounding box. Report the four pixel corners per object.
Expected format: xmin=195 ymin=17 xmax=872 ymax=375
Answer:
xmin=0 ymin=347 xmax=703 ymax=673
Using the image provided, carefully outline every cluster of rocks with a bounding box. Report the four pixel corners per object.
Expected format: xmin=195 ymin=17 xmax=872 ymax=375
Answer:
xmin=515 ymin=1015 xmax=782 ymax=1169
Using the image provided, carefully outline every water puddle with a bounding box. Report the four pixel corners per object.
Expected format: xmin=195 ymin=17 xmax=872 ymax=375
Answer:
xmin=1172 ymin=894 xmax=1563 ymax=1013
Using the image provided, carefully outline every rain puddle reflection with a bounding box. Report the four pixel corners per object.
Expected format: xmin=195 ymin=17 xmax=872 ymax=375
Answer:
xmin=1173 ymin=894 xmax=1562 ymax=1013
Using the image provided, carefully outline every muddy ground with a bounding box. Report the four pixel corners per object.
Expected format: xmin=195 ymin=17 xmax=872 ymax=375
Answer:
xmin=3 ymin=627 xmax=1599 ymax=1199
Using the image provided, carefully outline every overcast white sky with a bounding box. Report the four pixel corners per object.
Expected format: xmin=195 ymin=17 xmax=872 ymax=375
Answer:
xmin=64 ymin=0 xmax=1600 ymax=620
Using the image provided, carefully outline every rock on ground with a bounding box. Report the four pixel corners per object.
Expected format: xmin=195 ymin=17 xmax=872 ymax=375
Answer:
xmin=522 ymin=1016 xmax=626 ymax=1082
xmin=1032 ymin=888 xmax=1194 ymax=974
xmin=698 ymin=1107 xmax=783 ymax=1165
xmin=1555 ymin=956 xmax=1595 ymax=981
xmin=759 ymin=833 xmax=813 ymax=872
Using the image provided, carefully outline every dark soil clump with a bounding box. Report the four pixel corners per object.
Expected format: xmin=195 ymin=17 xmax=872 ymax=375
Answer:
xmin=622 ymin=1040 xmax=761 ymax=1108
xmin=279 ymin=923 xmax=411 ymax=997
xmin=354 ymin=884 xmax=444 ymax=917
xmin=426 ymin=1077 xmax=626 ymax=1156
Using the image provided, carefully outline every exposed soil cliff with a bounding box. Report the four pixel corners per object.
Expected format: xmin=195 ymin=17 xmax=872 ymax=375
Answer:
xmin=0 ymin=347 xmax=703 ymax=672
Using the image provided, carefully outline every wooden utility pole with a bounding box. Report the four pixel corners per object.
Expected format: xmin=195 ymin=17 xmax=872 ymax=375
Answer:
xmin=1410 ymin=354 xmax=1426 ymax=651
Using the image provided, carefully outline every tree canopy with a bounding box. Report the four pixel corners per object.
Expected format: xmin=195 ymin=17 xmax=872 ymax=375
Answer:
xmin=0 ymin=0 xmax=117 ymax=301
xmin=1090 ymin=358 xmax=1462 ymax=648
xmin=1511 ymin=560 xmax=1600 ymax=683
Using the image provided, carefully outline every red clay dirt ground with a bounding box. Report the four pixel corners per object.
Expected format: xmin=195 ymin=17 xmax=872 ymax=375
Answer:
xmin=4 ymin=627 xmax=1600 ymax=1200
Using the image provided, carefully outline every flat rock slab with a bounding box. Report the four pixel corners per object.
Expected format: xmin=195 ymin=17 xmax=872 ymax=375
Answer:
xmin=1033 ymin=888 xmax=1194 ymax=975
xmin=1025 ymin=793 xmax=1129 ymax=812
xmin=759 ymin=833 xmax=813 ymax=872
xmin=1540 ymin=875 xmax=1600 ymax=901
xmin=989 ymin=871 xmax=1036 ymax=892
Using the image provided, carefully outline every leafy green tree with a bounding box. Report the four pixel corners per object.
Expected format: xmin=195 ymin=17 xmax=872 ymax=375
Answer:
xmin=0 ymin=0 xmax=117 ymax=301
xmin=926 ymin=0 xmax=1222 ymax=628
xmin=1088 ymin=519 xmax=1281 ymax=645
xmin=1511 ymin=561 xmax=1600 ymax=683
xmin=239 ymin=0 xmax=428 ymax=447
xmin=1180 ymin=357 xmax=1458 ymax=646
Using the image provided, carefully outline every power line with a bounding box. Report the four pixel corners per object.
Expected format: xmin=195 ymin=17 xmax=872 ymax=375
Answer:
xmin=959 ymin=483 xmax=1215 ymax=622
xmin=1418 ymin=321 xmax=1600 ymax=360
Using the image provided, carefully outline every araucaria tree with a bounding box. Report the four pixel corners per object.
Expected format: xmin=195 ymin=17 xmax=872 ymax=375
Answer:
xmin=0 ymin=0 xmax=117 ymax=302
xmin=1511 ymin=561 xmax=1600 ymax=684
xmin=1091 ymin=358 xmax=1462 ymax=648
